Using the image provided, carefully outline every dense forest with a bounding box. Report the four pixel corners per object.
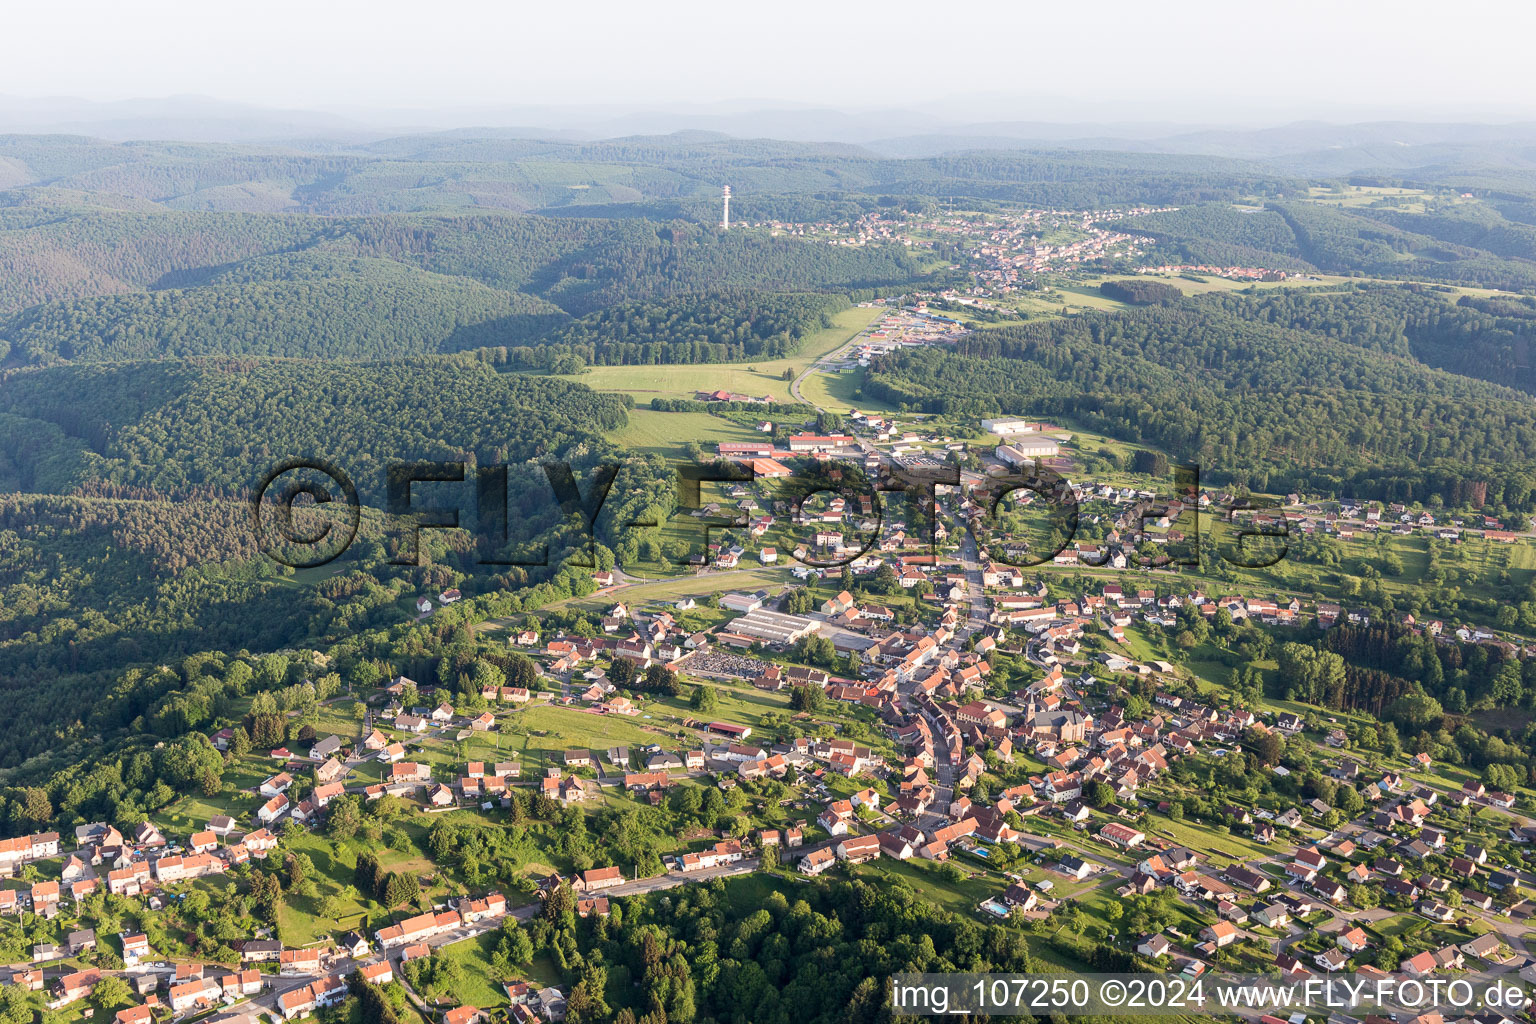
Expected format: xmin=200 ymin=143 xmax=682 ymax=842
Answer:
xmin=521 ymin=874 xmax=1046 ymax=1024
xmin=865 ymin=300 xmax=1536 ymax=509
xmin=495 ymin=291 xmax=851 ymax=367
xmin=0 ymin=202 xmax=923 ymax=365
xmin=1274 ymin=622 xmax=1536 ymax=786
xmin=0 ymin=457 xmax=679 ymax=775
xmin=1114 ymin=203 xmax=1313 ymax=270
xmin=0 ymin=441 xmax=674 ymax=769
xmin=1196 ymin=283 xmax=1536 ymax=396
xmin=0 ymin=254 xmax=571 ymax=363
xmin=0 ymin=357 xmax=632 ymax=501
xmin=1097 ymin=278 xmax=1183 ymax=305
xmin=333 ymin=215 xmax=926 ymax=315
xmin=0 ymin=204 xmax=326 ymax=314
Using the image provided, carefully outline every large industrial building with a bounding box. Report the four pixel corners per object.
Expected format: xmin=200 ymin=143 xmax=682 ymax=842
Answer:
xmin=981 ymin=418 xmax=1036 ymax=435
xmin=787 ymin=434 xmax=854 ymax=453
xmin=728 ymin=609 xmax=822 ymax=645
xmin=995 ymin=437 xmax=1062 ymax=467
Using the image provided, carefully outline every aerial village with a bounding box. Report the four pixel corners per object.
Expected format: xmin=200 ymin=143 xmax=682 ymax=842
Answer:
xmin=741 ymin=203 xmax=1168 ymax=290
xmin=5 ymin=375 xmax=1536 ymax=1024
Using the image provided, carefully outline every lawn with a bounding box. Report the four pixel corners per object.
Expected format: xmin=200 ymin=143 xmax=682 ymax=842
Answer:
xmin=655 ymin=678 xmax=790 ymax=724
xmin=719 ymin=870 xmax=798 ymax=913
xmin=615 ymin=515 xmax=772 ymax=580
xmin=308 ymin=700 xmax=370 ymax=743
xmin=153 ymin=750 xmax=277 ymax=830
xmin=500 ymin=680 xmax=872 ymax=773
xmin=1363 ymin=912 xmax=1477 ymax=951
xmin=1137 ymin=809 xmax=1279 ymax=865
xmin=1079 ymin=879 xmax=1210 ymax=935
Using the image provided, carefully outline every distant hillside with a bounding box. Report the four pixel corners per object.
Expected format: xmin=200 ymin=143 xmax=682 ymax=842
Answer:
xmin=0 ymin=205 xmax=323 ymax=313
xmin=0 ymin=198 xmax=928 ymax=349
xmin=0 ymin=358 xmax=630 ymax=501
xmin=867 ymin=301 xmax=1536 ymax=509
xmin=1119 ymin=200 xmax=1536 ymax=289
xmin=0 ymin=253 xmax=570 ymax=363
xmin=1114 ymin=204 xmax=1314 ymax=270
xmin=0 ymin=132 xmax=1300 ymax=216
xmin=1197 ymin=284 xmax=1536 ymax=398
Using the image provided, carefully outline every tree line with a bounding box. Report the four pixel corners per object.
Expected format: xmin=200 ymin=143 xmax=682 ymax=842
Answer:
xmin=474 ymin=291 xmax=850 ymax=368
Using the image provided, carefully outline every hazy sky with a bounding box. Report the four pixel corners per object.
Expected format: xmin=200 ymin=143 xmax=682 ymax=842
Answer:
xmin=6 ymin=0 xmax=1535 ymax=124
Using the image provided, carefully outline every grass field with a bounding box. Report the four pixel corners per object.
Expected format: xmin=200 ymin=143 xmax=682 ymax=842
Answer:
xmin=654 ymin=680 xmax=790 ymax=727
xmin=1136 ymin=807 xmax=1280 ymax=864
xmin=308 ymin=700 xmax=369 ymax=743
xmin=504 ymin=703 xmax=679 ymax=768
xmin=610 ymin=410 xmax=766 ymax=458
xmin=562 ymin=306 xmax=881 ymax=401
xmin=849 ymin=855 xmax=997 ymax=917
xmin=1302 ymin=184 xmax=1447 ymax=213
xmin=1044 ymin=283 xmax=1140 ymax=311
xmin=423 ymin=931 xmax=517 ymax=1007
xmin=558 ymin=567 xmax=787 ymax=611
xmin=276 ymin=826 xmax=445 ymax=946
xmin=794 ymin=364 xmax=902 ymax=416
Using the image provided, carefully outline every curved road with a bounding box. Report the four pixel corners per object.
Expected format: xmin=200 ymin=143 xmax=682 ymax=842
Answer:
xmin=788 ymin=315 xmax=877 ymax=410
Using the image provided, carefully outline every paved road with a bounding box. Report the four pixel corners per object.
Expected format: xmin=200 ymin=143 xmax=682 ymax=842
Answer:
xmin=605 ymin=858 xmax=760 ymax=897
xmin=911 ymin=702 xmax=956 ymax=834
xmin=956 ymin=530 xmax=990 ymax=633
xmin=788 ymin=318 xmax=876 ymax=410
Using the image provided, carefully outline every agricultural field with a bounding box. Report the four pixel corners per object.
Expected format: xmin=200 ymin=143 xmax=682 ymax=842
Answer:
xmin=1301 ymin=184 xmax=1445 ymax=212
xmin=610 ymin=409 xmax=766 ymax=458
